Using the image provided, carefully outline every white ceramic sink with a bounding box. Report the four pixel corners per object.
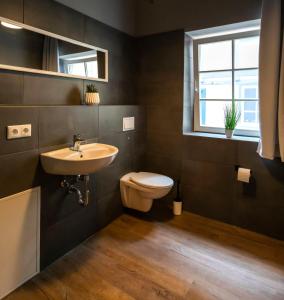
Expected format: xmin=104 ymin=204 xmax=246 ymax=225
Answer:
xmin=40 ymin=143 xmax=119 ymax=175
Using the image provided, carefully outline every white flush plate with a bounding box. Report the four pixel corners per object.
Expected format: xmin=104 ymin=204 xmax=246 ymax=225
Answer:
xmin=7 ymin=124 xmax=32 ymax=139
xmin=123 ymin=117 xmax=135 ymax=131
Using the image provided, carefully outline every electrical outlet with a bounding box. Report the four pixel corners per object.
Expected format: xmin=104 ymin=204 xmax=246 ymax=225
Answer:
xmin=21 ymin=124 xmax=31 ymax=137
xmin=7 ymin=124 xmax=32 ymax=139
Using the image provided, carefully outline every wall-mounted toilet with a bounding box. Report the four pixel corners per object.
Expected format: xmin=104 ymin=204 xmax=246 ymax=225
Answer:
xmin=120 ymin=172 xmax=174 ymax=212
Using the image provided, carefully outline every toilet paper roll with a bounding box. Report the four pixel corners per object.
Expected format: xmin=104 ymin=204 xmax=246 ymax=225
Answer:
xmin=237 ymin=167 xmax=251 ymax=183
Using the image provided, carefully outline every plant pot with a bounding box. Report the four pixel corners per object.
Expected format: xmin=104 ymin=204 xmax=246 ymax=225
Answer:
xmin=85 ymin=92 xmax=100 ymax=105
xmin=225 ymin=129 xmax=234 ymax=138
xmin=173 ymin=201 xmax=182 ymax=216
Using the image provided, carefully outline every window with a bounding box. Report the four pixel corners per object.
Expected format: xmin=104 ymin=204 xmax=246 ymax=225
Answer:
xmin=63 ymin=58 xmax=98 ymax=78
xmin=59 ymin=50 xmax=98 ymax=78
xmin=192 ymin=29 xmax=260 ymax=136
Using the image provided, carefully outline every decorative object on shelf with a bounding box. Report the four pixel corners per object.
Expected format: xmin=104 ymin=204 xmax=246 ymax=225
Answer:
xmin=85 ymin=84 xmax=100 ymax=105
xmin=173 ymin=179 xmax=182 ymax=216
xmin=224 ymin=100 xmax=241 ymax=138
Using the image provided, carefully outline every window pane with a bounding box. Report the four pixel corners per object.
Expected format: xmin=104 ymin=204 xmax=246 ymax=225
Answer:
xmin=86 ymin=61 xmax=98 ymax=78
xmin=234 ymin=69 xmax=258 ymax=99
xmin=244 ymin=101 xmax=256 ymax=111
xmin=200 ymin=101 xmax=231 ymax=128
xmin=237 ymin=101 xmax=259 ymax=131
xmin=67 ymin=63 xmax=86 ymax=76
xmin=234 ymin=36 xmax=259 ymax=69
xmin=199 ymin=41 xmax=232 ymax=71
xmin=199 ymin=71 xmax=232 ymax=99
xmin=199 ymin=100 xmax=259 ymax=132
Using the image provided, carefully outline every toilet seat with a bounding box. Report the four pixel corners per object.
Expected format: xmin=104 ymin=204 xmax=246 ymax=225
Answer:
xmin=129 ymin=172 xmax=173 ymax=189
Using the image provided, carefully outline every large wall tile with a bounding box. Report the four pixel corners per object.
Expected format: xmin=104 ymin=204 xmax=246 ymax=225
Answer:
xmin=84 ymin=16 xmax=134 ymax=56
xmin=131 ymin=131 xmax=146 ymax=169
xmin=137 ymin=31 xmax=184 ymax=82
xmin=23 ymin=74 xmax=83 ymax=105
xmin=182 ymin=184 xmax=235 ymax=224
xmin=137 ymin=80 xmax=183 ymax=107
xmin=95 ymin=191 xmax=123 ymax=231
xmin=95 ymin=154 xmax=132 ymax=200
xmin=0 ymin=107 xmax=38 ymax=155
xmin=24 ymin=0 xmax=84 ymax=41
xmin=145 ymin=152 xmax=181 ymax=181
xmin=38 ymin=106 xmax=99 ymax=148
xmin=0 ymin=70 xmax=23 ymax=104
xmin=40 ymin=172 xmax=97 ymax=228
xmin=0 ymin=0 xmax=23 ymax=22
xmin=41 ymin=200 xmax=97 ymax=269
xmin=233 ymin=200 xmax=284 ymax=240
xmin=99 ymin=105 xmax=145 ymax=136
xmin=182 ymin=159 xmax=235 ymax=194
xmin=183 ymin=135 xmax=238 ymax=165
xmin=147 ymin=105 xmax=182 ymax=135
xmin=99 ymin=132 xmax=133 ymax=163
xmin=147 ymin=131 xmax=183 ymax=158
xmin=0 ymin=150 xmax=39 ymax=198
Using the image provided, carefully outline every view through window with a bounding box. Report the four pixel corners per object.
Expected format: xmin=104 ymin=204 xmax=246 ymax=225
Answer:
xmin=193 ymin=30 xmax=260 ymax=136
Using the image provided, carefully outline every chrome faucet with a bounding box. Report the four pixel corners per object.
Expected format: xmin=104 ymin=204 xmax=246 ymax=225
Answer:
xmin=71 ymin=134 xmax=84 ymax=151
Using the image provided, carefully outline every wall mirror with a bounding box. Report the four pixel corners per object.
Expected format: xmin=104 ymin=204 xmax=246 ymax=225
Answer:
xmin=0 ymin=17 xmax=108 ymax=82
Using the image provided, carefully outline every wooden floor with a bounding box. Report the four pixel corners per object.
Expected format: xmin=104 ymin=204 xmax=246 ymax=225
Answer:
xmin=5 ymin=211 xmax=284 ymax=300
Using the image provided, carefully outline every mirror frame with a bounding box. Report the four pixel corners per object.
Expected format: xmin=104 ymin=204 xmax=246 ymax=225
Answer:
xmin=0 ymin=16 xmax=108 ymax=82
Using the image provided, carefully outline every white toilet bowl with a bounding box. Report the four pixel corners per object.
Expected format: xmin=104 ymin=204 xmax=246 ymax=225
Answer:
xmin=120 ymin=172 xmax=174 ymax=212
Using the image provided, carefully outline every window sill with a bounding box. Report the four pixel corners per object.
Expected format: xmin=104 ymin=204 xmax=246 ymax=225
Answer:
xmin=184 ymin=131 xmax=259 ymax=143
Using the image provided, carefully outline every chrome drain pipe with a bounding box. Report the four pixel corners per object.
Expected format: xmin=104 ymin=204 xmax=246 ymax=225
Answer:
xmin=83 ymin=175 xmax=90 ymax=207
xmin=61 ymin=175 xmax=90 ymax=206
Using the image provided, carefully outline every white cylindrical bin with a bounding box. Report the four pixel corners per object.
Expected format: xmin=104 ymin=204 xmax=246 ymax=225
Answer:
xmin=173 ymin=201 xmax=182 ymax=216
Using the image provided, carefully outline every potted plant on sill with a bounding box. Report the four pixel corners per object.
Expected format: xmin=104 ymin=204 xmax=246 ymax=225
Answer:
xmin=224 ymin=100 xmax=241 ymax=138
xmin=85 ymin=84 xmax=100 ymax=105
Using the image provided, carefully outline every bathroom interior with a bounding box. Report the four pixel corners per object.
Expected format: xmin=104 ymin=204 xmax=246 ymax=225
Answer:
xmin=0 ymin=0 xmax=284 ymax=299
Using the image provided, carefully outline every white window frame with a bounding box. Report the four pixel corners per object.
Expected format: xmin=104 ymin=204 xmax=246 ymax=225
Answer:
xmin=193 ymin=30 xmax=260 ymax=137
xmin=63 ymin=57 xmax=98 ymax=78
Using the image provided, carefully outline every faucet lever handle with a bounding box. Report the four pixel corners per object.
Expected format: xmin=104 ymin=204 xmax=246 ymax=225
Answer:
xmin=73 ymin=134 xmax=82 ymax=143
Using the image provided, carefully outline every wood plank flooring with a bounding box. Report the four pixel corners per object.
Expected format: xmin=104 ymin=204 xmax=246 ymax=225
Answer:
xmin=5 ymin=212 xmax=284 ymax=300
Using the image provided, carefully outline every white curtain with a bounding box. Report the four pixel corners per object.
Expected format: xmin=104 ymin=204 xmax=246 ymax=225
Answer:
xmin=257 ymin=0 xmax=284 ymax=161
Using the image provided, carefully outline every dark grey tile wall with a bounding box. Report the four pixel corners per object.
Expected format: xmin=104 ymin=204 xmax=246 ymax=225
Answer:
xmin=23 ymin=75 xmax=84 ymax=105
xmin=136 ymin=30 xmax=284 ymax=241
xmin=0 ymin=0 xmax=23 ymax=22
xmin=0 ymin=150 xmax=40 ymax=198
xmin=24 ymin=0 xmax=85 ymax=41
xmin=38 ymin=106 xmax=99 ymax=147
xmin=0 ymin=70 xmax=24 ymax=104
xmin=0 ymin=0 xmax=145 ymax=269
xmin=136 ymin=31 xmax=184 ymax=184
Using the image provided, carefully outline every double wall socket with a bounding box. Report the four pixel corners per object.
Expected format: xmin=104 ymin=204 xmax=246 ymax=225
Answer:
xmin=7 ymin=124 xmax=32 ymax=139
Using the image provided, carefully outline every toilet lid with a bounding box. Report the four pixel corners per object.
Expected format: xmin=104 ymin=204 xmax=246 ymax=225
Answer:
xmin=129 ymin=172 xmax=174 ymax=189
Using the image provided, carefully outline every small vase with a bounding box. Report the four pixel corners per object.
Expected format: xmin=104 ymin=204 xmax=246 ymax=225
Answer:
xmin=225 ymin=129 xmax=234 ymax=138
xmin=85 ymin=92 xmax=100 ymax=105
